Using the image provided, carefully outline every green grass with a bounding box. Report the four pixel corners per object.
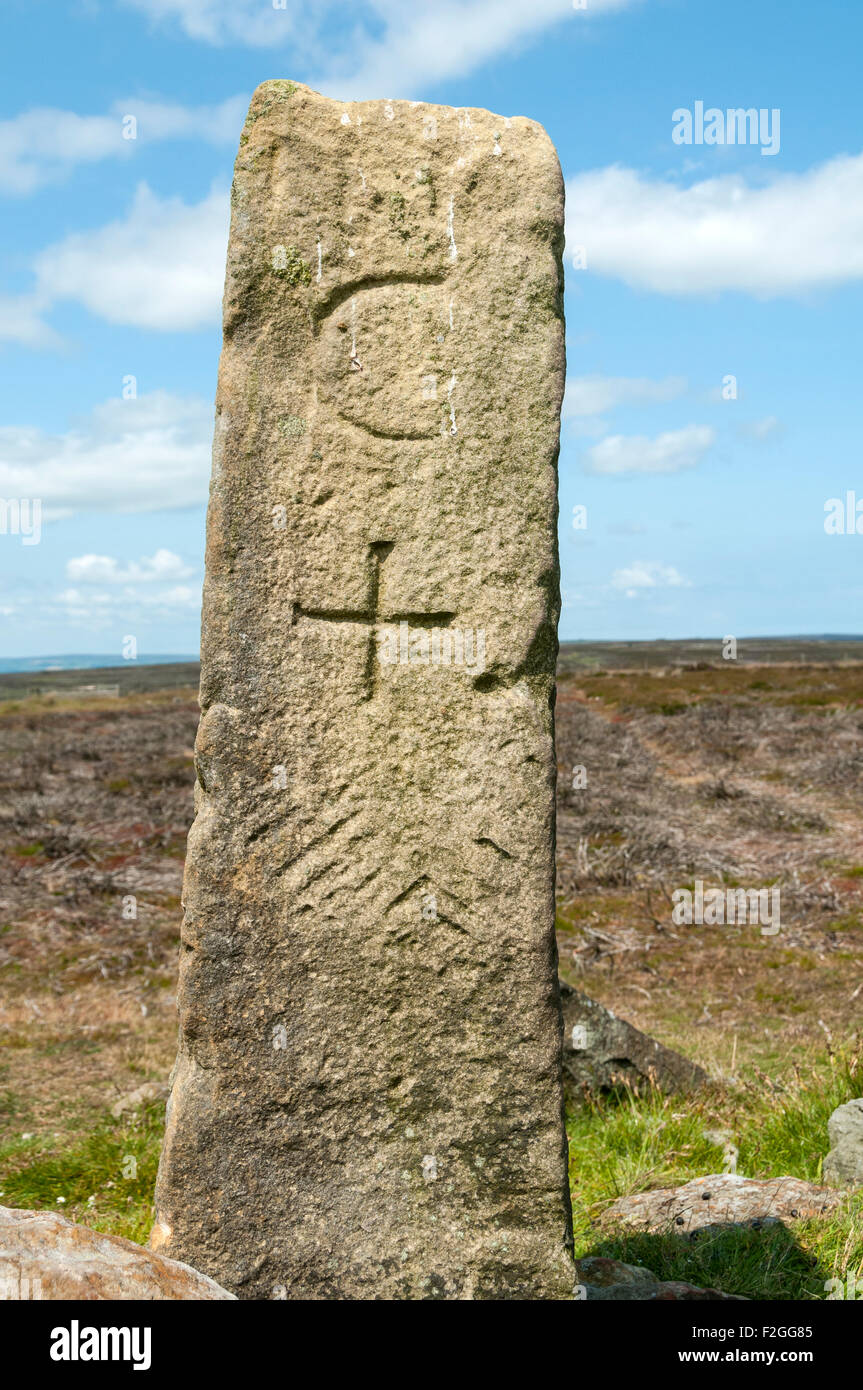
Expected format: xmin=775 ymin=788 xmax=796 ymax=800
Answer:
xmin=0 ymin=1099 xmax=164 ymax=1244
xmin=568 ymin=1048 xmax=863 ymax=1299
xmin=1 ymin=1051 xmax=861 ymax=1296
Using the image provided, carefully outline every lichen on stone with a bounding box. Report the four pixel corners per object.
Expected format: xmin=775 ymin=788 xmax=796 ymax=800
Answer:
xmin=270 ymin=245 xmax=312 ymax=287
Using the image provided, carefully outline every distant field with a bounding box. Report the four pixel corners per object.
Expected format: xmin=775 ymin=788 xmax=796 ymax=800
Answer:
xmin=558 ymin=636 xmax=863 ymax=672
xmin=2 ymin=638 xmax=862 ymax=702
xmin=1 ymin=648 xmax=862 ymax=1295
xmin=0 ymin=662 xmax=201 ymax=702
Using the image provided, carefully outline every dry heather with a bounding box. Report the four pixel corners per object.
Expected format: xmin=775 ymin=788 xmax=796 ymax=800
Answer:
xmin=0 ymin=689 xmax=198 ymax=1139
xmin=556 ymin=664 xmax=863 ymax=1075
xmin=0 ymin=660 xmax=861 ymax=1149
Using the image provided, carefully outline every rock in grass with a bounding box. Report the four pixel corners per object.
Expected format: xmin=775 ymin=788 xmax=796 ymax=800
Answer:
xmin=560 ymin=982 xmax=710 ymax=1094
xmin=600 ymin=1175 xmax=844 ymax=1234
xmin=577 ymin=1255 xmax=747 ymax=1301
xmin=823 ymin=1098 xmax=863 ymax=1186
xmin=0 ymin=1206 xmax=235 ymax=1300
xmin=110 ymin=1082 xmax=169 ymax=1118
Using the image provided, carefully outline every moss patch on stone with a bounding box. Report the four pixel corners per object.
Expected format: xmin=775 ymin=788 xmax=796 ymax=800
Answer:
xmin=271 ymin=245 xmax=312 ymax=287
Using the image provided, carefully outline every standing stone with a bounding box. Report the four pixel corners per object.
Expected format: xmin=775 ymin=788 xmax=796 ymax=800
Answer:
xmin=151 ymin=80 xmax=573 ymax=1299
xmin=823 ymin=1098 xmax=863 ymax=1186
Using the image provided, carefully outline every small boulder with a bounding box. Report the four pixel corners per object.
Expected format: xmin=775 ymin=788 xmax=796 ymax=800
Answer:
xmin=110 ymin=1082 xmax=169 ymax=1119
xmin=560 ymin=982 xmax=709 ymax=1094
xmin=0 ymin=1206 xmax=235 ymax=1300
xmin=577 ymin=1255 xmax=746 ymax=1301
xmin=823 ymin=1098 xmax=863 ymax=1187
xmin=601 ymin=1174 xmax=844 ymax=1234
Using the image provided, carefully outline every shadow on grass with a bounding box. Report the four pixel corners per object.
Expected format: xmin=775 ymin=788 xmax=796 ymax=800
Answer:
xmin=581 ymin=1219 xmax=832 ymax=1301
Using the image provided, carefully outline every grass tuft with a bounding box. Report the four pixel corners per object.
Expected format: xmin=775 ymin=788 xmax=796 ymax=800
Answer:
xmin=568 ymin=1048 xmax=863 ymax=1299
xmin=0 ymin=1098 xmax=164 ymax=1244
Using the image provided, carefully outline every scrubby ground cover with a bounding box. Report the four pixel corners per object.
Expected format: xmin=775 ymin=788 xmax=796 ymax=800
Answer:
xmin=1 ymin=658 xmax=861 ymax=1297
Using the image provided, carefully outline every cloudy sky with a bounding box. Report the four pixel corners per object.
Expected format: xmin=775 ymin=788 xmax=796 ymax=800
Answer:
xmin=1 ymin=0 xmax=861 ymax=656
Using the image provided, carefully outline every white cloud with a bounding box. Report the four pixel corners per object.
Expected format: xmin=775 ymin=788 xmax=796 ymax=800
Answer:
xmin=315 ymin=0 xmax=640 ymax=100
xmin=0 ymin=97 xmax=246 ymax=195
xmin=0 ymin=294 xmax=62 ymax=350
xmin=611 ymin=561 xmax=690 ymax=599
xmin=33 ymin=183 xmax=228 ymax=332
xmin=564 ymin=374 xmax=687 ymax=418
xmin=742 ymin=415 xmax=782 ymax=441
xmin=0 ymin=184 xmax=228 ymax=344
xmin=53 ymin=582 xmax=201 ymax=627
xmin=122 ymin=0 xmax=311 ymax=45
xmin=583 ymin=425 xmax=715 ymax=475
xmin=0 ymin=391 xmax=212 ymax=517
xmin=66 ymin=549 xmax=195 ymax=584
xmin=122 ymin=0 xmax=641 ymax=95
xmin=567 ymin=153 xmax=863 ymax=296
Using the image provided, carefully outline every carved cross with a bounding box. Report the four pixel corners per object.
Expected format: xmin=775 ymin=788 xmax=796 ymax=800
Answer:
xmin=292 ymin=542 xmax=455 ymax=700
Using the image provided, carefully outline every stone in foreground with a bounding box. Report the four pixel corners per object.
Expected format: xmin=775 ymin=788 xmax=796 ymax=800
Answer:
xmin=577 ymin=1256 xmax=746 ymax=1302
xmin=601 ymin=1175 xmax=844 ymax=1234
xmin=823 ymin=1098 xmax=863 ymax=1186
xmin=151 ymin=81 xmax=573 ymax=1299
xmin=0 ymin=1206 xmax=235 ymax=1300
xmin=560 ymin=982 xmax=709 ymax=1094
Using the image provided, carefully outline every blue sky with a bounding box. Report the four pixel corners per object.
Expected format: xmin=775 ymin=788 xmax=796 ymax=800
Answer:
xmin=1 ymin=0 xmax=862 ymax=656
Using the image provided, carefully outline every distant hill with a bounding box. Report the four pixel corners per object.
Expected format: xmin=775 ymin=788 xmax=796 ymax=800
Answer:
xmin=0 ymin=661 xmax=201 ymax=701
xmin=0 ymin=654 xmax=198 ymax=674
xmin=2 ymin=638 xmax=862 ymax=702
xmin=558 ymin=636 xmax=863 ymax=673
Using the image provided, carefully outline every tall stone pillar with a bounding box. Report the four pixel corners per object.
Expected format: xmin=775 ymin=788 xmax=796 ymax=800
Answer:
xmin=151 ymin=81 xmax=573 ymax=1300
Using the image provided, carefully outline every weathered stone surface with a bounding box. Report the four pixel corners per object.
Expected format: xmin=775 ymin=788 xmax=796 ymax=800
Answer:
xmin=151 ymin=81 xmax=573 ymax=1300
xmin=577 ymin=1255 xmax=746 ymax=1302
xmin=601 ymin=1175 xmax=844 ymax=1234
xmin=823 ymin=1098 xmax=863 ymax=1186
xmin=0 ymin=1206 xmax=235 ymax=1300
xmin=560 ymin=982 xmax=710 ymax=1094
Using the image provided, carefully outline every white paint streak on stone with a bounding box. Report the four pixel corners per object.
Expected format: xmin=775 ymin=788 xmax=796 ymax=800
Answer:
xmin=448 ymin=298 xmax=454 ymax=330
xmin=447 ymin=196 xmax=457 ymax=262
xmin=347 ymin=246 xmax=356 ymax=258
xmin=340 ymin=111 xmax=351 ymax=126
xmin=358 ymin=167 xmax=366 ymax=190
xmin=447 ymin=371 xmax=457 ymax=436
